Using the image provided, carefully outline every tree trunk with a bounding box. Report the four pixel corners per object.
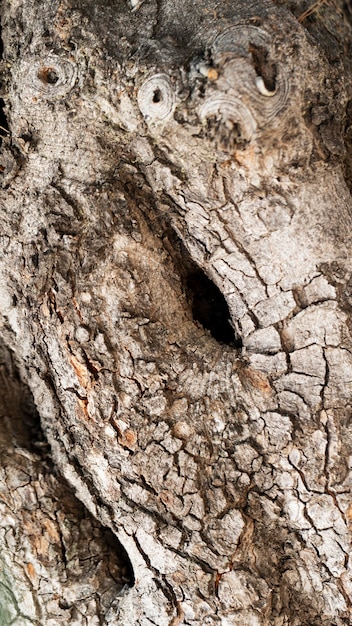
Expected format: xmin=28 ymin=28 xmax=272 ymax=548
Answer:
xmin=0 ymin=0 xmax=352 ymax=624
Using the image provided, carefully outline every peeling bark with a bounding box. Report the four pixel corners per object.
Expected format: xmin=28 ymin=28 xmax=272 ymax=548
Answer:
xmin=0 ymin=0 xmax=352 ymax=624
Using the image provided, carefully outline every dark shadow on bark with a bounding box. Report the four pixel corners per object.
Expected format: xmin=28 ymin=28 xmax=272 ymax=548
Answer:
xmin=117 ymin=160 xmax=243 ymax=349
xmin=0 ymin=339 xmax=134 ymax=619
xmin=163 ymin=225 xmax=243 ymax=348
xmin=186 ymin=269 xmax=241 ymax=346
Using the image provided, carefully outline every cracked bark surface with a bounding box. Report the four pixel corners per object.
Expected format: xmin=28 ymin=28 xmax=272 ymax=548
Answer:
xmin=0 ymin=0 xmax=352 ymax=624
xmin=0 ymin=340 xmax=133 ymax=625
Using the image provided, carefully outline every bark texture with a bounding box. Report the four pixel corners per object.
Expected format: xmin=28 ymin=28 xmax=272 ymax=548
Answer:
xmin=0 ymin=0 xmax=352 ymax=624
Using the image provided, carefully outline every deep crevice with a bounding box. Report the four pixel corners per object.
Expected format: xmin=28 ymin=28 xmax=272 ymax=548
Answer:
xmin=0 ymin=340 xmax=49 ymax=455
xmin=0 ymin=339 xmax=135 ymax=599
xmin=162 ymin=226 xmax=242 ymax=348
xmin=186 ymin=269 xmax=241 ymax=347
xmin=117 ymin=164 xmax=242 ymax=348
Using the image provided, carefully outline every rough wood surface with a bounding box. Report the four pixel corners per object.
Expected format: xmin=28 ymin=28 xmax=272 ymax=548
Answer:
xmin=0 ymin=0 xmax=352 ymax=624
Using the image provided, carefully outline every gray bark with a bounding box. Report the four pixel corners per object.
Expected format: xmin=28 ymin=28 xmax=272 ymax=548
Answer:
xmin=0 ymin=0 xmax=352 ymax=624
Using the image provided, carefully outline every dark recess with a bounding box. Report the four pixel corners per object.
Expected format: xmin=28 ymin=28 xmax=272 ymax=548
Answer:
xmin=0 ymin=339 xmax=49 ymax=455
xmin=186 ymin=269 xmax=242 ymax=347
xmin=160 ymin=224 xmax=242 ymax=348
xmin=115 ymin=162 xmax=242 ymax=349
xmin=0 ymin=339 xmax=135 ymax=590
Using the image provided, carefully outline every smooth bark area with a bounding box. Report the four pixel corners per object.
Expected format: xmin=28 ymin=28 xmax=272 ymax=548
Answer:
xmin=0 ymin=0 xmax=352 ymax=624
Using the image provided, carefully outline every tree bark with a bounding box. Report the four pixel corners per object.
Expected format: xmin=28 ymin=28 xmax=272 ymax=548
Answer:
xmin=0 ymin=0 xmax=352 ymax=624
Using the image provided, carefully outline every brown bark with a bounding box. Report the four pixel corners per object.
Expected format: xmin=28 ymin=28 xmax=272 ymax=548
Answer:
xmin=0 ymin=0 xmax=352 ymax=624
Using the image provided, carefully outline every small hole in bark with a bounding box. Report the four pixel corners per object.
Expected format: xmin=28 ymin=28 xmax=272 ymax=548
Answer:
xmin=152 ymin=88 xmax=162 ymax=103
xmin=38 ymin=66 xmax=59 ymax=85
xmin=186 ymin=269 xmax=242 ymax=347
xmin=249 ymin=44 xmax=277 ymax=93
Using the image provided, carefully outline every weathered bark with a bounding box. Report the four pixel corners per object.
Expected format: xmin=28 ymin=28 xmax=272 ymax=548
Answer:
xmin=0 ymin=0 xmax=352 ymax=624
xmin=0 ymin=341 xmax=132 ymax=625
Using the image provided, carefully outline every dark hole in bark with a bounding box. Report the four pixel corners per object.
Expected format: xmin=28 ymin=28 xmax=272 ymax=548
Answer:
xmin=119 ymin=165 xmax=242 ymax=349
xmin=161 ymin=225 xmax=242 ymax=348
xmin=0 ymin=97 xmax=8 ymax=138
xmin=152 ymin=88 xmax=162 ymax=103
xmin=186 ymin=269 xmax=242 ymax=347
xmin=249 ymin=43 xmax=277 ymax=92
xmin=47 ymin=70 xmax=59 ymax=84
xmin=38 ymin=66 xmax=59 ymax=85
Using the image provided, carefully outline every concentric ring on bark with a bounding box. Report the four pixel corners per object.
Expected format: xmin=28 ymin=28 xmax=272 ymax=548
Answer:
xmin=137 ymin=73 xmax=175 ymax=122
xmin=30 ymin=54 xmax=78 ymax=98
xmin=212 ymin=25 xmax=272 ymax=59
xmin=250 ymin=71 xmax=289 ymax=121
xmin=211 ymin=25 xmax=290 ymax=121
xmin=198 ymin=95 xmax=257 ymax=143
